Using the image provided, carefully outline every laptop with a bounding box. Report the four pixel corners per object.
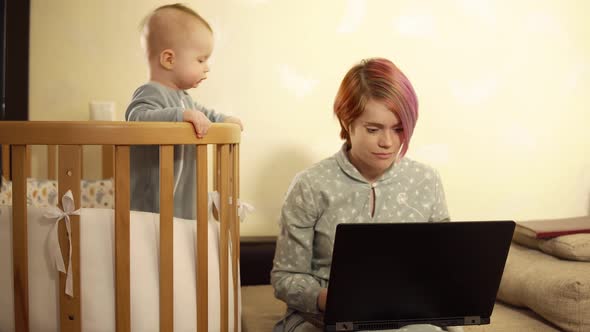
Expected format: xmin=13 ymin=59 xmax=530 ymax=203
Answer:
xmin=324 ymin=221 xmax=515 ymax=332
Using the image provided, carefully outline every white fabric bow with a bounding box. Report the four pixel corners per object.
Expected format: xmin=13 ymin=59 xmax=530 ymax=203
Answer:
xmin=237 ymin=200 xmax=255 ymax=222
xmin=45 ymin=190 xmax=81 ymax=297
xmin=208 ymin=191 xmax=255 ymax=222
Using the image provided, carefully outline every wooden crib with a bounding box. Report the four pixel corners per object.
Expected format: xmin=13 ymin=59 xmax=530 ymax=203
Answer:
xmin=0 ymin=121 xmax=241 ymax=332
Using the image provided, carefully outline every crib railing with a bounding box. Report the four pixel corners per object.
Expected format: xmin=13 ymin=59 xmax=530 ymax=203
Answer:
xmin=0 ymin=121 xmax=241 ymax=332
xmin=0 ymin=145 xmax=116 ymax=180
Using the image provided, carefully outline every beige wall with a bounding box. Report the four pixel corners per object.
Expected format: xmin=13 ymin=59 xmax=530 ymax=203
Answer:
xmin=30 ymin=0 xmax=590 ymax=236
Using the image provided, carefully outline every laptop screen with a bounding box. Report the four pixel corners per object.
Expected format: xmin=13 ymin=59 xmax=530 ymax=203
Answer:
xmin=324 ymin=221 xmax=515 ymax=331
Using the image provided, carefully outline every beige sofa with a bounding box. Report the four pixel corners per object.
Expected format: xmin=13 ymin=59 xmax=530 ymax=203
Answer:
xmin=241 ymin=284 xmax=560 ymax=332
xmin=240 ymin=224 xmax=590 ymax=332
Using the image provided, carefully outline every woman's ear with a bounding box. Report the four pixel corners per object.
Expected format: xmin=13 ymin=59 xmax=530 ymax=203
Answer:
xmin=159 ymin=49 xmax=175 ymax=70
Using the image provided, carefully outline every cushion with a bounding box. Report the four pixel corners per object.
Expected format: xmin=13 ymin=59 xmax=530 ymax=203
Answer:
xmin=463 ymin=302 xmax=560 ymax=332
xmin=513 ymin=231 xmax=590 ymax=262
xmin=80 ymin=179 xmax=114 ymax=208
xmin=497 ymin=243 xmax=590 ymax=332
xmin=240 ymin=284 xmax=561 ymax=332
xmin=241 ymin=285 xmax=286 ymax=332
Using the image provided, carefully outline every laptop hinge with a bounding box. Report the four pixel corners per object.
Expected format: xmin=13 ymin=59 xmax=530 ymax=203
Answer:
xmin=335 ymin=322 xmax=354 ymax=331
xmin=464 ymin=316 xmax=481 ymax=325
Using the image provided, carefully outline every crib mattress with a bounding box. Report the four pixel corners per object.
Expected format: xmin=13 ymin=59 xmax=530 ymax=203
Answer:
xmin=0 ymin=206 xmax=240 ymax=332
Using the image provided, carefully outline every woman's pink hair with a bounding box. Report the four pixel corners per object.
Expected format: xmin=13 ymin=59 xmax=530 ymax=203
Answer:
xmin=333 ymin=58 xmax=418 ymax=158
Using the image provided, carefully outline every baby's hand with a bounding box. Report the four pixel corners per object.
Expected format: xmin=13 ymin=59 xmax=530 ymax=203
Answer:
xmin=183 ymin=110 xmax=212 ymax=139
xmin=223 ymin=116 xmax=243 ymax=131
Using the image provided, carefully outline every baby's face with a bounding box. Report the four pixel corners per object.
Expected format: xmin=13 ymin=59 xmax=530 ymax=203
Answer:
xmin=172 ymin=23 xmax=213 ymax=90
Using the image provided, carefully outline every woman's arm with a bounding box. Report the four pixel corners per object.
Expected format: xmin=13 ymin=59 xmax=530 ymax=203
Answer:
xmin=429 ymin=169 xmax=450 ymax=222
xmin=271 ymin=174 xmax=324 ymax=314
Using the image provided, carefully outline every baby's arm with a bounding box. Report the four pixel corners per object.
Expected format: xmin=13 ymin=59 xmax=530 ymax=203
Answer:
xmin=126 ymin=85 xmax=184 ymax=122
xmin=193 ymin=101 xmax=243 ymax=131
xmin=126 ymin=85 xmax=212 ymax=138
xmin=182 ymin=110 xmax=211 ymax=139
xmin=223 ymin=116 xmax=243 ymax=130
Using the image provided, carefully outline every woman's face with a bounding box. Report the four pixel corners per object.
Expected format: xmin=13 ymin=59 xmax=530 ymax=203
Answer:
xmin=347 ymin=99 xmax=403 ymax=183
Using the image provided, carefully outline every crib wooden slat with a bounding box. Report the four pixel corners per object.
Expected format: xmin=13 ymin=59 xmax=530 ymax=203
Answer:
xmin=196 ymin=145 xmax=208 ymax=332
xmin=48 ymin=145 xmax=57 ymax=180
xmin=1 ymin=144 xmax=10 ymax=180
xmin=212 ymin=146 xmax=220 ymax=221
xmin=12 ymin=145 xmax=29 ymax=332
xmin=231 ymin=144 xmax=240 ymax=332
xmin=25 ymin=146 xmax=31 ymax=178
xmin=57 ymin=145 xmax=82 ymax=332
xmin=234 ymin=145 xmax=240 ymax=264
xmin=213 ymin=145 xmax=218 ymax=190
xmin=234 ymin=145 xmax=240 ymax=263
xmin=102 ymin=145 xmax=115 ymax=179
xmin=115 ymin=146 xmax=131 ymax=332
xmin=219 ymin=144 xmax=230 ymax=332
xmin=159 ymin=145 xmax=174 ymax=331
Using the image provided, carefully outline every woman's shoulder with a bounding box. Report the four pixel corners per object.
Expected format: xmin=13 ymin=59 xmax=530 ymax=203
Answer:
xmin=299 ymin=154 xmax=339 ymax=178
xmin=286 ymin=155 xmax=340 ymax=192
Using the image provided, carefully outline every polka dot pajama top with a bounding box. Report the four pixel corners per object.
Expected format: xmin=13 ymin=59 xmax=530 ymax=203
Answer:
xmin=271 ymin=145 xmax=450 ymax=324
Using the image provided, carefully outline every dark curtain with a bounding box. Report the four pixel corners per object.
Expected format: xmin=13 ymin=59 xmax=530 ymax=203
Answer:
xmin=1 ymin=0 xmax=31 ymax=185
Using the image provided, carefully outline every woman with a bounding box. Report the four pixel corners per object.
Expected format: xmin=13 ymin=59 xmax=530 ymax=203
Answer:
xmin=271 ymin=58 xmax=454 ymax=332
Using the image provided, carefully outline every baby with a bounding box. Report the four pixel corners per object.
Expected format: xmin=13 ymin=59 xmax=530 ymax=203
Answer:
xmin=126 ymin=3 xmax=242 ymax=219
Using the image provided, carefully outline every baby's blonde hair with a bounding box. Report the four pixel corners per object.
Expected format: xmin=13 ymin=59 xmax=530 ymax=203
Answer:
xmin=140 ymin=3 xmax=212 ymax=60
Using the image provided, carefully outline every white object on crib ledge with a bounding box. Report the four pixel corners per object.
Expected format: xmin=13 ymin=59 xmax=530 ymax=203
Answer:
xmin=89 ymin=101 xmax=115 ymax=121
